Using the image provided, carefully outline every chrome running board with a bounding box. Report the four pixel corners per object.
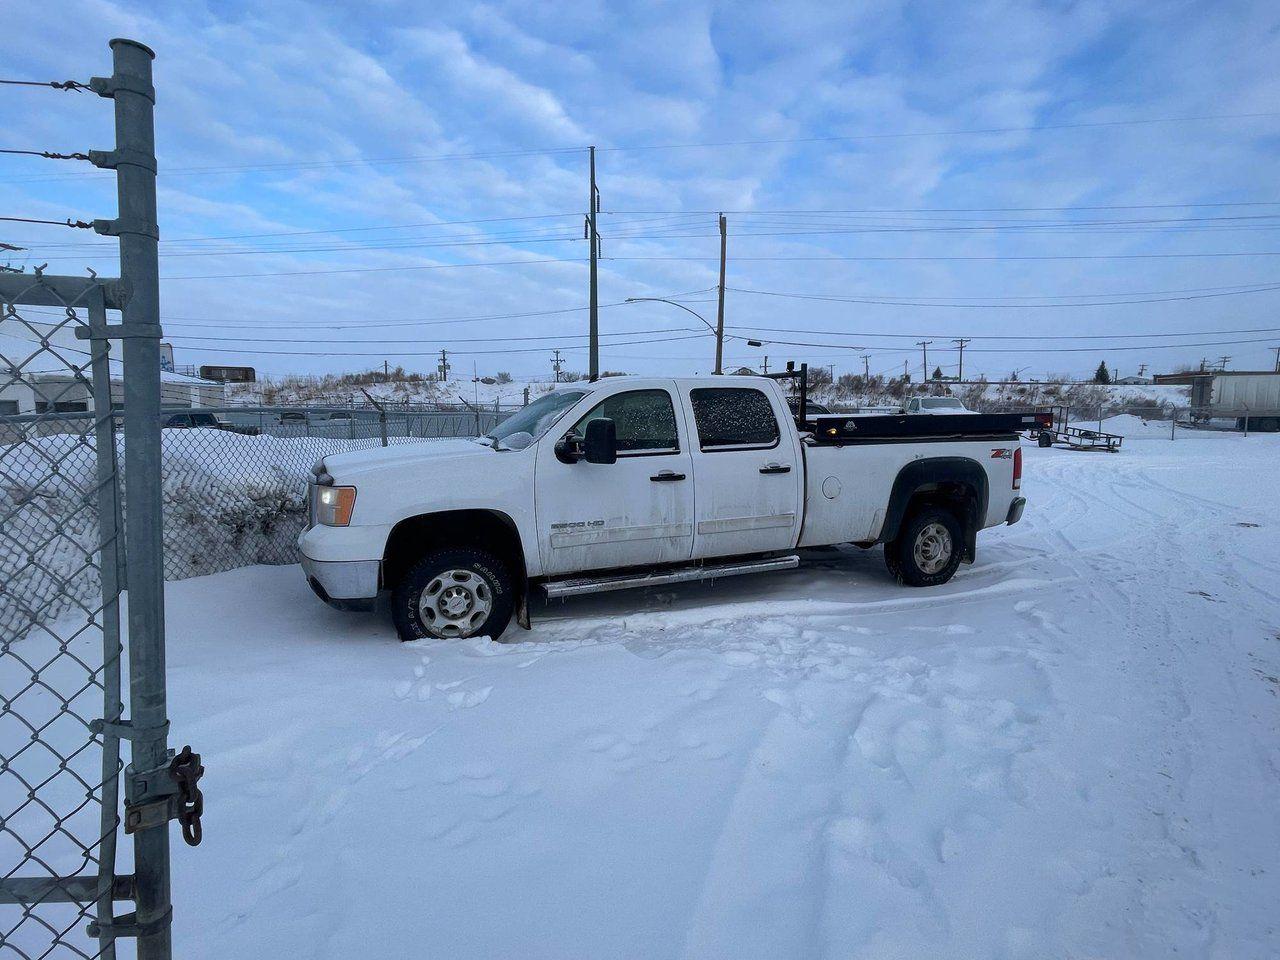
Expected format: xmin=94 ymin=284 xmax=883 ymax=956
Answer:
xmin=542 ymin=554 xmax=800 ymax=599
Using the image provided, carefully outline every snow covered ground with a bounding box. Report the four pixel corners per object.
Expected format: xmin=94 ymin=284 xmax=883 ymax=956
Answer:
xmin=8 ymin=426 xmax=1279 ymax=958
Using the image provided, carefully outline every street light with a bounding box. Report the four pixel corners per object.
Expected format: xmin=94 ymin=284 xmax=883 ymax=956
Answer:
xmin=625 ymin=297 xmax=724 ymax=374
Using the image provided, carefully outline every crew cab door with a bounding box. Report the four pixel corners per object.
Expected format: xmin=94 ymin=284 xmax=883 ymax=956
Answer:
xmin=683 ymin=384 xmax=804 ymax=558
xmin=535 ymin=383 xmax=694 ymax=576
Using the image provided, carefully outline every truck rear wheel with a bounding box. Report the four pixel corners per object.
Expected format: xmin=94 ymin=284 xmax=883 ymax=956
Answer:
xmin=392 ymin=547 xmax=515 ymax=642
xmin=885 ymin=506 xmax=964 ymax=587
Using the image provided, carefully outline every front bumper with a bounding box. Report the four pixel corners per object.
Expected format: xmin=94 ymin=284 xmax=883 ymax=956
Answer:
xmin=1006 ymin=496 xmax=1027 ymax=525
xmin=300 ymin=553 xmax=380 ymax=611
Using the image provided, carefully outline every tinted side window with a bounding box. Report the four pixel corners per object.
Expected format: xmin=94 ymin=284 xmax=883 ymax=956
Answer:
xmin=571 ymin=389 xmax=679 ymax=454
xmin=690 ymin=388 xmax=780 ymax=449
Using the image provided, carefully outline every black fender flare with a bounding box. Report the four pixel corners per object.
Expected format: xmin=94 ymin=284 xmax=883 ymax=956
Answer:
xmin=880 ymin=457 xmax=989 ymax=562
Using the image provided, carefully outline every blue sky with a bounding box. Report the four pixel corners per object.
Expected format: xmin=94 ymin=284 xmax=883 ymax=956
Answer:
xmin=2 ymin=0 xmax=1279 ymax=381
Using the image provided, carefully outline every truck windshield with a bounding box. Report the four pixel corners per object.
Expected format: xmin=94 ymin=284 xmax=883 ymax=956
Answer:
xmin=484 ymin=389 xmax=587 ymax=445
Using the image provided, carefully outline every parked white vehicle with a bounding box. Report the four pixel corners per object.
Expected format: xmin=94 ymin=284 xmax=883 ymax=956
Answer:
xmin=300 ymin=375 xmax=1032 ymax=641
xmin=903 ymin=396 xmax=971 ymax=415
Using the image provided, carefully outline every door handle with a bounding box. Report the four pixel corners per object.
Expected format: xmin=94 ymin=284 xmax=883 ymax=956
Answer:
xmin=759 ymin=463 xmax=792 ymax=475
xmin=650 ymin=470 xmax=686 ymax=482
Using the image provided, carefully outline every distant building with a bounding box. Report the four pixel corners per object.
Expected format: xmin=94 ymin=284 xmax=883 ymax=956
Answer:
xmin=1114 ymin=375 xmax=1152 ymax=385
xmin=0 ymin=319 xmax=224 ymax=415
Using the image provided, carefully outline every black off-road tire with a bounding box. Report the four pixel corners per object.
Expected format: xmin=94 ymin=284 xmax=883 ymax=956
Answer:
xmin=1037 ymin=431 xmax=1054 ymax=448
xmin=884 ymin=506 xmax=965 ymax=587
xmin=392 ymin=547 xmax=515 ymax=642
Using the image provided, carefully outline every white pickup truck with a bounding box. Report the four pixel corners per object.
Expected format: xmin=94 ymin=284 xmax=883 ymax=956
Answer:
xmin=300 ymin=375 xmax=1037 ymax=641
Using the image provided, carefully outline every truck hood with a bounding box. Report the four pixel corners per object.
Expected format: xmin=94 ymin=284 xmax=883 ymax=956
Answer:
xmin=322 ymin=439 xmax=497 ymax=482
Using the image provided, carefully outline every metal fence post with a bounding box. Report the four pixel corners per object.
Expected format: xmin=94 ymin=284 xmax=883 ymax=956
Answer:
xmin=99 ymin=38 xmax=173 ymax=960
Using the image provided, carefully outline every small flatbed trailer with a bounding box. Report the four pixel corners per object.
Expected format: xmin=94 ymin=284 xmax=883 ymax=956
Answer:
xmin=1029 ymin=404 xmax=1122 ymax=452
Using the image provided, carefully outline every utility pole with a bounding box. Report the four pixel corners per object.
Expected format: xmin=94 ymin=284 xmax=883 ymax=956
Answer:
xmin=916 ymin=340 xmax=932 ymax=382
xmin=1272 ymin=346 xmax=1280 ymax=372
xmin=383 ymin=359 xmax=389 ymax=382
xmin=551 ymin=349 xmax=564 ymax=383
xmin=761 ymin=355 xmax=769 ymax=374
xmin=903 ymin=359 xmax=909 ymax=380
xmin=715 ymin=213 xmax=727 ymax=375
xmin=587 ymin=145 xmax=600 ymax=382
xmin=861 ymin=353 xmax=871 ymax=380
xmin=437 ymin=348 xmax=450 ymax=382
xmin=1217 ymin=355 xmax=1231 ymax=371
xmin=1137 ymin=363 xmax=1148 ymax=377
xmin=953 ymin=338 xmax=971 ymax=382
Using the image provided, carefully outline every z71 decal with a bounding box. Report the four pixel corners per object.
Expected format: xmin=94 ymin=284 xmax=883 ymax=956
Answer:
xmin=990 ymin=448 xmax=1013 ymax=459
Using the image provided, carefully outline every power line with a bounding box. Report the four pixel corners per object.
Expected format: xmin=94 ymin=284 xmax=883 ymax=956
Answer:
xmin=613 ymin=252 xmax=1280 ymax=262
xmin=25 ymin=214 xmax=1280 ymax=262
xmin=0 ymin=145 xmax=589 ymax=185
xmin=726 ymin=333 xmax=1280 ymax=354
xmin=9 ymin=212 xmax=589 ymax=249
xmin=14 ymin=287 xmax=718 ymax=330
xmin=22 ymin=204 xmax=1280 ymax=251
xmin=145 ymin=332 xmax=715 ymax=357
xmin=158 ymin=257 xmax=585 ymax=280
xmin=729 ymin=322 xmax=1280 ymax=341
xmin=608 ymin=200 xmax=1280 ymax=214
xmin=143 ymin=250 xmax=1280 ymax=281
xmin=723 ymin=282 xmax=1280 ymax=308
xmin=166 ymin=324 xmax=698 ymax=345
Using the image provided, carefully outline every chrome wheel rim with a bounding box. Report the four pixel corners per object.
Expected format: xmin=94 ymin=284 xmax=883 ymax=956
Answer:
xmin=418 ymin=568 xmax=493 ymax=638
xmin=913 ymin=522 xmax=953 ymax=575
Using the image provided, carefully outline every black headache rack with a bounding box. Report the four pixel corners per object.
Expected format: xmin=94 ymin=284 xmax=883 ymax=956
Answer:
xmin=764 ymin=362 xmax=1050 ymax=442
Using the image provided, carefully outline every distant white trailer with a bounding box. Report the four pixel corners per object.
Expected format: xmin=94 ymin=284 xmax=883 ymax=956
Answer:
xmin=1195 ymin=372 xmax=1280 ymax=431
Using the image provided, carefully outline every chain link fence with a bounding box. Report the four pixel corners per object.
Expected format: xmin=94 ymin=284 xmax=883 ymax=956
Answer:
xmin=157 ymin=405 xmax=512 ymax=580
xmin=1 ymin=287 xmax=124 ymax=959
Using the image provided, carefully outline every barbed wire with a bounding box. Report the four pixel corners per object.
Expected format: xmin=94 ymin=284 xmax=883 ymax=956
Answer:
xmin=0 ymin=215 xmax=93 ymax=228
xmin=0 ymin=148 xmax=91 ymax=161
xmin=0 ymin=78 xmax=90 ymax=91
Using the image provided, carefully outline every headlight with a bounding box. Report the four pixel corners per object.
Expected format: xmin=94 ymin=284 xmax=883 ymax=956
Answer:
xmin=313 ymin=485 xmax=356 ymax=526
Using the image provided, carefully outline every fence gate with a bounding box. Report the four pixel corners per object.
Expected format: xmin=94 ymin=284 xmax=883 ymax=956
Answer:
xmin=1 ymin=40 xmax=197 ymax=960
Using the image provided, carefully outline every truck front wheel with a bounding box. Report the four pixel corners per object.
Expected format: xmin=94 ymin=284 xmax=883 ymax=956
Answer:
xmin=392 ymin=547 xmax=515 ymax=642
xmin=885 ymin=507 xmax=965 ymax=587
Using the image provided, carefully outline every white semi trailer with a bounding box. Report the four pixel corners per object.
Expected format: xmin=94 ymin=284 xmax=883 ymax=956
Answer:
xmin=1190 ymin=372 xmax=1280 ymax=432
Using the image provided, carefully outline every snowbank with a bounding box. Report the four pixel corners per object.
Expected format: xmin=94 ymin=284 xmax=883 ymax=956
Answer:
xmin=0 ymin=429 xmax=441 ymax=639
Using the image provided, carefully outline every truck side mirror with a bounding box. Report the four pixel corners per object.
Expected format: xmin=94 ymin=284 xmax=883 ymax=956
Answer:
xmin=583 ymin=417 xmax=617 ymax=464
xmin=554 ymin=432 xmax=583 ymax=464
